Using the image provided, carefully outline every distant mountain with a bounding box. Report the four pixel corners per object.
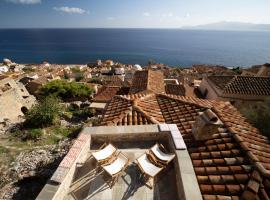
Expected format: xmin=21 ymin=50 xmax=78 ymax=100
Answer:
xmin=182 ymin=21 xmax=270 ymax=31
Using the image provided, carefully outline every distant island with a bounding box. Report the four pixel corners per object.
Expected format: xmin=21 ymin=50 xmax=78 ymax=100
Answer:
xmin=182 ymin=21 xmax=270 ymax=31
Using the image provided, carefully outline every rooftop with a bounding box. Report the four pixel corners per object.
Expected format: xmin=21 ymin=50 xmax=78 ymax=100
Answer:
xmin=208 ymin=75 xmax=270 ymax=96
xmin=37 ymin=125 xmax=201 ymax=200
xmin=129 ymin=70 xmax=165 ymax=94
xmin=93 ymin=86 xmax=121 ymax=103
xmin=102 ymin=76 xmax=127 ymax=87
xmin=165 ymin=84 xmax=186 ymax=96
xmin=100 ymin=92 xmax=270 ymax=199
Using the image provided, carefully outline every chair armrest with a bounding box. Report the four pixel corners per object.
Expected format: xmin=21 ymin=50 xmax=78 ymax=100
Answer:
xmin=99 ymin=142 xmax=107 ymax=150
xmin=158 ymin=143 xmax=169 ymax=153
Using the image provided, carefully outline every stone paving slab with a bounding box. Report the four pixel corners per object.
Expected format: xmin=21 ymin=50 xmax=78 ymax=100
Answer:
xmin=66 ymin=150 xmax=178 ymax=200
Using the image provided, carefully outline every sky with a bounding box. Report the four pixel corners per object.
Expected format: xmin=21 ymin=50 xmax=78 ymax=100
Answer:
xmin=0 ymin=0 xmax=270 ymax=28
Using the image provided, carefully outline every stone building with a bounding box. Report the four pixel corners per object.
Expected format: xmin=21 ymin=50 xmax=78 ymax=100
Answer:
xmin=199 ymin=75 xmax=270 ymax=107
xmin=0 ymin=76 xmax=36 ymax=122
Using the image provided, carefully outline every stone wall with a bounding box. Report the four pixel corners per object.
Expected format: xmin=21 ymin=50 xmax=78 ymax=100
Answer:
xmin=37 ymin=125 xmax=203 ymax=200
xmin=198 ymin=78 xmax=220 ymax=100
xmin=0 ymin=77 xmax=35 ymax=122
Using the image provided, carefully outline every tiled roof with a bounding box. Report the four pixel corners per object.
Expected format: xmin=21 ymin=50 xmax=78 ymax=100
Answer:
xmin=100 ymin=92 xmax=270 ymax=199
xmin=165 ymin=84 xmax=186 ymax=96
xmin=129 ymin=70 xmax=165 ymax=94
xmin=102 ymin=75 xmax=130 ymax=87
xmin=223 ymin=76 xmax=270 ymax=95
xmin=93 ymin=86 xmax=120 ymax=103
xmin=208 ymin=75 xmax=270 ymax=96
xmin=93 ymin=86 xmax=130 ymax=103
xmin=208 ymin=76 xmax=234 ymax=90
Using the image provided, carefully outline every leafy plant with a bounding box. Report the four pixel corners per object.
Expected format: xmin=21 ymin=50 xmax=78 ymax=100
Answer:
xmin=24 ymin=96 xmax=64 ymax=128
xmin=232 ymin=66 xmax=242 ymax=74
xmin=241 ymin=98 xmax=270 ymax=138
xmin=39 ymin=80 xmax=94 ymax=100
xmin=53 ymin=126 xmax=71 ymax=137
xmin=0 ymin=146 xmax=9 ymax=154
xmin=27 ymin=128 xmax=43 ymax=140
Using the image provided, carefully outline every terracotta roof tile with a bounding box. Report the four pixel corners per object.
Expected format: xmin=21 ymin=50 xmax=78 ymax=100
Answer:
xmin=165 ymin=84 xmax=186 ymax=96
xmin=208 ymin=75 xmax=270 ymax=96
xmin=129 ymin=70 xmax=165 ymax=94
xmin=102 ymin=75 xmax=129 ymax=87
xmin=208 ymin=76 xmax=235 ymax=90
xmin=93 ymin=86 xmax=120 ymax=102
xmin=100 ymin=92 xmax=270 ymax=199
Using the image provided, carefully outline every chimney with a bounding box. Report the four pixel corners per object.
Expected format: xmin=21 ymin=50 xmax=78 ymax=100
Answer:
xmin=192 ymin=109 xmax=223 ymax=141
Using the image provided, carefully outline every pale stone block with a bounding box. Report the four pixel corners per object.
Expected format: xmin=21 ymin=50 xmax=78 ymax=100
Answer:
xmin=175 ymin=150 xmax=190 ymax=158
xmin=50 ymin=166 xmax=69 ymax=183
xmin=159 ymin=123 xmax=170 ymax=132
xmin=173 ymin=138 xmax=186 ymax=150
xmin=180 ymin=173 xmax=203 ymax=200
xmin=170 ymin=130 xmax=182 ymax=138
xmin=168 ymin=124 xmax=179 ymax=131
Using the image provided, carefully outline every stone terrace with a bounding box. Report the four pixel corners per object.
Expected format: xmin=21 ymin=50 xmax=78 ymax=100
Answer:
xmin=66 ymin=149 xmax=177 ymax=200
xmin=36 ymin=125 xmax=202 ymax=200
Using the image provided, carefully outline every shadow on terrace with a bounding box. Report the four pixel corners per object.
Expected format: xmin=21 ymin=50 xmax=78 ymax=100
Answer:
xmin=66 ymin=140 xmax=179 ymax=200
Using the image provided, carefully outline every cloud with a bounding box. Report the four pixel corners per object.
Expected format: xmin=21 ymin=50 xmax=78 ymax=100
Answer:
xmin=107 ymin=17 xmax=115 ymax=20
xmin=143 ymin=12 xmax=150 ymax=17
xmin=5 ymin=0 xmax=41 ymax=4
xmin=53 ymin=6 xmax=87 ymax=14
xmin=186 ymin=13 xmax=190 ymax=18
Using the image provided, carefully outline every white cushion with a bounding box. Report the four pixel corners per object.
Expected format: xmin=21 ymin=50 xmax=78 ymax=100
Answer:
xmin=151 ymin=144 xmax=175 ymax=162
xmin=137 ymin=154 xmax=162 ymax=177
xmin=92 ymin=144 xmax=116 ymax=161
xmin=103 ymin=153 xmax=128 ymax=175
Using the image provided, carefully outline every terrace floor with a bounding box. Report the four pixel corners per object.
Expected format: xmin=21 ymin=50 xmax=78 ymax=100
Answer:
xmin=66 ymin=149 xmax=179 ymax=200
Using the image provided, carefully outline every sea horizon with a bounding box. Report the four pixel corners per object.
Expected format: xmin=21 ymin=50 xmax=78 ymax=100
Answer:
xmin=1 ymin=28 xmax=270 ymax=67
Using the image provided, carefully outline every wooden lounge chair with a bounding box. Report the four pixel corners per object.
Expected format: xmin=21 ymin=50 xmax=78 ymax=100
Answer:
xmin=102 ymin=152 xmax=130 ymax=188
xmin=92 ymin=143 xmax=118 ymax=166
xmin=135 ymin=153 xmax=164 ymax=189
xmin=149 ymin=143 xmax=175 ymax=166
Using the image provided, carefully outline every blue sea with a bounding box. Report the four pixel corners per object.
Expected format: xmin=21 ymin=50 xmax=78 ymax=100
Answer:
xmin=0 ymin=28 xmax=270 ymax=67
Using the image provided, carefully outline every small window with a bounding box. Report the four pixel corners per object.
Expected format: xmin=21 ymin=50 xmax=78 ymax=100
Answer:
xmin=230 ymin=101 xmax=236 ymax=105
xmin=21 ymin=107 xmax=28 ymax=114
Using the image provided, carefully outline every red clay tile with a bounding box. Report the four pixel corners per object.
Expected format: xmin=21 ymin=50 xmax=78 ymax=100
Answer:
xmin=213 ymin=185 xmax=226 ymax=193
xmin=226 ymin=184 xmax=241 ymax=195
xmin=200 ymin=184 xmax=213 ymax=193
xmin=99 ymin=90 xmax=270 ymax=199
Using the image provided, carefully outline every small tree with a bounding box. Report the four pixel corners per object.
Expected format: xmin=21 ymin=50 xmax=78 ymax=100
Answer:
xmin=241 ymin=98 xmax=270 ymax=138
xmin=24 ymin=96 xmax=64 ymax=128
xmin=39 ymin=80 xmax=94 ymax=100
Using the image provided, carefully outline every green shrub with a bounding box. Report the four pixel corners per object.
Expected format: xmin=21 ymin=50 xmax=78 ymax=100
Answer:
xmin=53 ymin=126 xmax=71 ymax=137
xmin=241 ymin=98 xmax=270 ymax=138
xmin=24 ymin=96 xmax=64 ymax=128
xmin=232 ymin=66 xmax=242 ymax=74
xmin=39 ymin=80 xmax=94 ymax=100
xmin=0 ymin=146 xmax=9 ymax=154
xmin=27 ymin=128 xmax=43 ymax=140
xmin=67 ymin=106 xmax=94 ymax=120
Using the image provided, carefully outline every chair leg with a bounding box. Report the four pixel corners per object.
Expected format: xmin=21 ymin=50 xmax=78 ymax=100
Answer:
xmin=110 ymin=176 xmax=116 ymax=189
xmin=142 ymin=174 xmax=153 ymax=189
